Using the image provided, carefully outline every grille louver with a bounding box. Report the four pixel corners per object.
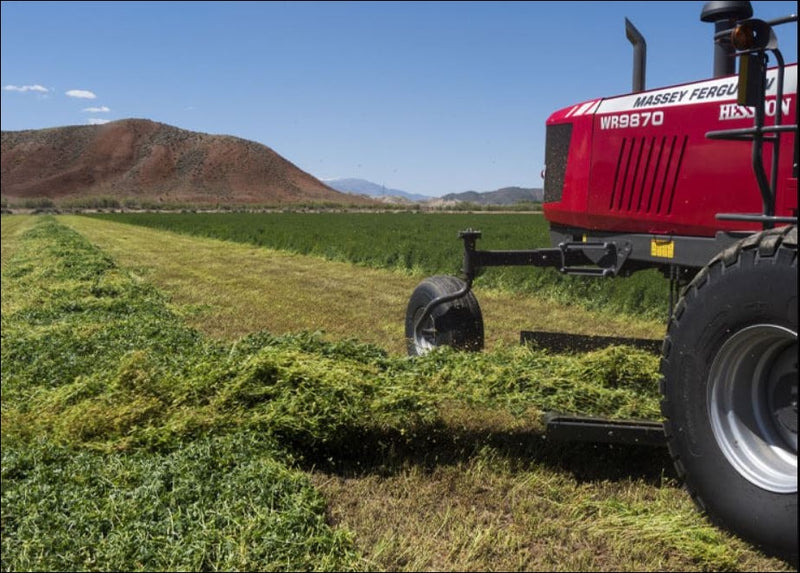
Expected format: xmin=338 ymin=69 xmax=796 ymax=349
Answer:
xmin=608 ymin=135 xmax=688 ymax=214
xmin=544 ymin=124 xmax=573 ymax=203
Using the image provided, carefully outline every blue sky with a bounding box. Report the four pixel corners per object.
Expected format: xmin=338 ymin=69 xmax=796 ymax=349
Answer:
xmin=2 ymin=1 xmax=797 ymax=197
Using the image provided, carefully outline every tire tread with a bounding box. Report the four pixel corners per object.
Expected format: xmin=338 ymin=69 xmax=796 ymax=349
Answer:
xmin=659 ymin=225 xmax=798 ymax=562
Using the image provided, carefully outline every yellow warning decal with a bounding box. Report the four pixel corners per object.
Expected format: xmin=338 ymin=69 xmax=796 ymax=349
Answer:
xmin=651 ymin=237 xmax=675 ymax=259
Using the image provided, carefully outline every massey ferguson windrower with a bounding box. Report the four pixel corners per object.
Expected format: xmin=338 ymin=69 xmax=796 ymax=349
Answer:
xmin=404 ymin=1 xmax=797 ymax=562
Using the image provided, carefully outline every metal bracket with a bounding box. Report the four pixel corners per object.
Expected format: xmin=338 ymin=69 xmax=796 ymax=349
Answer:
xmin=557 ymin=240 xmax=631 ymax=276
xmin=545 ymin=413 xmax=666 ymax=447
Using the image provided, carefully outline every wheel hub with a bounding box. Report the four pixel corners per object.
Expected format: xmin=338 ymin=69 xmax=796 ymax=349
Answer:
xmin=708 ymin=324 xmax=798 ymax=493
xmin=412 ymin=308 xmax=436 ymax=354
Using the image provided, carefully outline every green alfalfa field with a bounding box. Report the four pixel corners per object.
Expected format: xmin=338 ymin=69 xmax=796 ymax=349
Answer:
xmin=1 ymin=213 xmax=792 ymax=572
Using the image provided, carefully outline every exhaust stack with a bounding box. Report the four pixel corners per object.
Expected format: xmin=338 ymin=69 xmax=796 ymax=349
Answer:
xmin=625 ymin=18 xmax=646 ymax=93
xmin=701 ymin=1 xmax=753 ymax=77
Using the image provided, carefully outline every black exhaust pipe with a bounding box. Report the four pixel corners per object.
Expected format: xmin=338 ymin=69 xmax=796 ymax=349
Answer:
xmin=701 ymin=1 xmax=753 ymax=78
xmin=625 ymin=18 xmax=646 ymax=93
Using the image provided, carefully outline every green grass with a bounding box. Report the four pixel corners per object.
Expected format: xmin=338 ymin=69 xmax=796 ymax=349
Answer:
xmin=0 ymin=214 xmax=37 ymax=267
xmin=2 ymin=218 xmax=662 ymax=449
xmin=88 ymin=211 xmax=672 ymax=321
xmin=59 ymin=214 xmax=665 ymax=355
xmin=1 ymin=218 xmax=363 ymax=571
xmin=2 ymin=434 xmax=358 ymax=572
xmin=2 ymin=216 xmax=791 ymax=572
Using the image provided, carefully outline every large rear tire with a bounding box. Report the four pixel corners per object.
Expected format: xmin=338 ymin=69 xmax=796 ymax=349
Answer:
xmin=405 ymin=275 xmax=484 ymax=356
xmin=660 ymin=225 xmax=797 ymax=563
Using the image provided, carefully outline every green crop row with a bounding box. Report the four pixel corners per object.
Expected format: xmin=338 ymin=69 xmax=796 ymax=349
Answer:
xmin=90 ymin=211 xmax=671 ymax=321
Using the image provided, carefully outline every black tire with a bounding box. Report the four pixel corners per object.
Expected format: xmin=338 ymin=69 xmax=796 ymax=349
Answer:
xmin=660 ymin=225 xmax=797 ymax=563
xmin=405 ymin=275 xmax=484 ymax=356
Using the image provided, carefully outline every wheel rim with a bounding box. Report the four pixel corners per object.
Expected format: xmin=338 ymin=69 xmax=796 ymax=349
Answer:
xmin=708 ymin=324 xmax=798 ymax=493
xmin=411 ymin=307 xmax=436 ymax=354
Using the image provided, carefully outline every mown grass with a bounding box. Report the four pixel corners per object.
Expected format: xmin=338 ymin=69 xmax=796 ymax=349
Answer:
xmin=88 ymin=211 xmax=672 ymax=321
xmin=0 ymin=214 xmax=37 ymax=268
xmin=63 ymin=215 xmax=664 ymax=355
xmin=2 ymin=434 xmax=359 ymax=572
xmin=2 ymin=216 xmax=791 ymax=571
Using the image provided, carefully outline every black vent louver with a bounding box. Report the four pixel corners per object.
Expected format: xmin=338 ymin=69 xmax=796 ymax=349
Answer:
xmin=544 ymin=124 xmax=573 ymax=203
xmin=608 ymin=135 xmax=688 ymax=215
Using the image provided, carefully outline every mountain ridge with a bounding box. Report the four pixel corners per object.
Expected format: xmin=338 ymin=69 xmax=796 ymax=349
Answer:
xmin=441 ymin=186 xmax=543 ymax=205
xmin=323 ymin=178 xmax=432 ymax=202
xmin=327 ymin=177 xmax=543 ymax=205
xmin=1 ymin=119 xmax=375 ymax=207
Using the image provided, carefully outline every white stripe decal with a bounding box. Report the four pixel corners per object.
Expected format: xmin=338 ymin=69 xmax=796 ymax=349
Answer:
xmin=585 ymin=100 xmax=602 ymax=115
xmin=595 ymin=65 xmax=796 ymax=114
xmin=573 ymin=100 xmax=598 ymax=116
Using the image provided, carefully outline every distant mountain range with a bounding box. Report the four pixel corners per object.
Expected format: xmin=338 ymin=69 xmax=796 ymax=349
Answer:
xmin=324 ymin=178 xmax=543 ymax=205
xmin=322 ymin=178 xmax=431 ymax=202
xmin=442 ymin=186 xmax=543 ymax=205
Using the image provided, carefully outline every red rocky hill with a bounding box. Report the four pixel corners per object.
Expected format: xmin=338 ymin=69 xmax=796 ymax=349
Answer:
xmin=1 ymin=118 xmax=373 ymax=207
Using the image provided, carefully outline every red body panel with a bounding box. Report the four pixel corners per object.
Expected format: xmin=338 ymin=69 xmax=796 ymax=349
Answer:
xmin=543 ymin=64 xmax=797 ymax=237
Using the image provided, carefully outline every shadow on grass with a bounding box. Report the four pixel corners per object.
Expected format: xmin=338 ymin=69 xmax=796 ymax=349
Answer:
xmin=293 ymin=422 xmax=676 ymax=487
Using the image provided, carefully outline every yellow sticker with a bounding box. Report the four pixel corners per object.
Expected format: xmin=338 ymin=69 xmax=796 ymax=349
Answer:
xmin=651 ymin=238 xmax=675 ymax=259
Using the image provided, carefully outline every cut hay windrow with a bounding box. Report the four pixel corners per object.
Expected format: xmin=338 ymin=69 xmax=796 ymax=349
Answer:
xmin=2 ymin=217 xmax=662 ymax=452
